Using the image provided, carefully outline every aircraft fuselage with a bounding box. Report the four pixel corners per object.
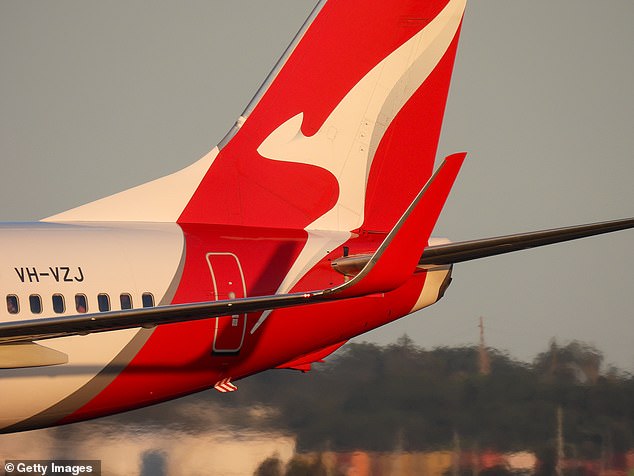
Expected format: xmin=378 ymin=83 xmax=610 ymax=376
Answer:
xmin=0 ymin=222 xmax=451 ymax=432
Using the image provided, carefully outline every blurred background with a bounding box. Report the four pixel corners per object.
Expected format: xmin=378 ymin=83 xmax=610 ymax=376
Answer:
xmin=1 ymin=1 xmax=633 ymax=474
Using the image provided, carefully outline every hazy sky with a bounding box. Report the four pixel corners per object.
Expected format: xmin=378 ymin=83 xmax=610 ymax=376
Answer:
xmin=1 ymin=1 xmax=633 ymax=370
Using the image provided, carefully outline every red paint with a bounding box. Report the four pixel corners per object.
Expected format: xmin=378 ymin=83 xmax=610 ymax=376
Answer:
xmin=362 ymin=25 xmax=463 ymax=232
xmin=207 ymin=253 xmax=247 ymax=352
xmin=57 ymin=228 xmax=429 ymax=424
xmin=54 ymin=0 xmax=465 ymax=427
xmin=178 ymin=0 xmax=454 ymax=229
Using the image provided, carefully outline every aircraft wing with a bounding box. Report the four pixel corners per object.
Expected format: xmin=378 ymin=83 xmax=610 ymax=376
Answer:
xmin=332 ymin=217 xmax=634 ymax=276
xmin=0 ymin=154 xmax=465 ymax=345
xmin=0 ymin=291 xmax=338 ymax=345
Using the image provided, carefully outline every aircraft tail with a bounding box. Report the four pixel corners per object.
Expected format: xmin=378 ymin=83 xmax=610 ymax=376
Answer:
xmin=6 ymin=155 xmax=466 ymax=345
xmin=46 ymin=0 xmax=467 ymax=232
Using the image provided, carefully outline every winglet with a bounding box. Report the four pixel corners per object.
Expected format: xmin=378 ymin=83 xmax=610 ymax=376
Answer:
xmin=329 ymin=153 xmax=466 ymax=298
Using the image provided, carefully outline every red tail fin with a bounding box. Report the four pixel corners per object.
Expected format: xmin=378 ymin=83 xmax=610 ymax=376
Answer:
xmin=46 ymin=0 xmax=467 ymax=229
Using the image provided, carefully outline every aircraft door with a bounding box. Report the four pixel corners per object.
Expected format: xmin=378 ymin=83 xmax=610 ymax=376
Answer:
xmin=206 ymin=253 xmax=247 ymax=353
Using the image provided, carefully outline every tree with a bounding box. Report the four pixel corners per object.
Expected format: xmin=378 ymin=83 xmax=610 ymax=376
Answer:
xmin=254 ymin=455 xmax=283 ymax=476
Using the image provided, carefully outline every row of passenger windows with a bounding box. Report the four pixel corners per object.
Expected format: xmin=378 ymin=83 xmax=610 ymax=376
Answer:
xmin=5 ymin=292 xmax=155 ymax=315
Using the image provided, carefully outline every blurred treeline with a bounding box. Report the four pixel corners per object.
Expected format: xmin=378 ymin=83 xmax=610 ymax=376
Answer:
xmin=218 ymin=336 xmax=634 ymax=458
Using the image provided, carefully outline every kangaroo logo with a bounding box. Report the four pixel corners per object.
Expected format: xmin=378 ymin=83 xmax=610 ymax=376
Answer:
xmin=258 ymin=0 xmax=466 ymax=233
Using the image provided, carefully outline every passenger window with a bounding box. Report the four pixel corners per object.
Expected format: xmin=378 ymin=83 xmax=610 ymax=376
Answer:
xmin=29 ymin=294 xmax=42 ymax=314
xmin=52 ymin=294 xmax=65 ymax=314
xmin=75 ymin=294 xmax=88 ymax=313
xmin=97 ymin=293 xmax=111 ymax=312
xmin=120 ymin=293 xmax=133 ymax=310
xmin=142 ymin=292 xmax=155 ymax=308
xmin=6 ymin=295 xmax=19 ymax=314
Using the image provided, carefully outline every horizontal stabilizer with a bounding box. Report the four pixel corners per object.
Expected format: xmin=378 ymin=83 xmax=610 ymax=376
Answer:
xmin=331 ymin=217 xmax=634 ymax=276
xmin=420 ymin=217 xmax=634 ymax=265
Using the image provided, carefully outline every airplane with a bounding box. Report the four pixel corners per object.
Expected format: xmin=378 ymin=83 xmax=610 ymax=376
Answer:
xmin=1 ymin=0 xmax=632 ymax=434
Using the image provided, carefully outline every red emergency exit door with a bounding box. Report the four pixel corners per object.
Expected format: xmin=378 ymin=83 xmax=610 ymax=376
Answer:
xmin=206 ymin=253 xmax=247 ymax=353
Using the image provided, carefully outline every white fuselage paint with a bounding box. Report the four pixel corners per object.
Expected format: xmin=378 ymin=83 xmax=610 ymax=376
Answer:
xmin=0 ymin=222 xmax=184 ymax=429
xmin=44 ymin=148 xmax=218 ymax=223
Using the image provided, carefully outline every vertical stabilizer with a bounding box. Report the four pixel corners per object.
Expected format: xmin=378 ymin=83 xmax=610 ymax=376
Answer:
xmin=46 ymin=0 xmax=467 ymax=229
